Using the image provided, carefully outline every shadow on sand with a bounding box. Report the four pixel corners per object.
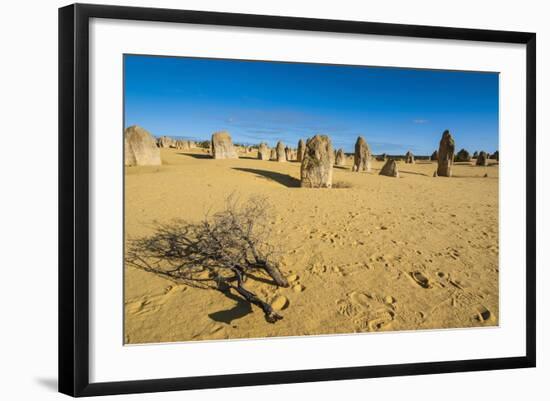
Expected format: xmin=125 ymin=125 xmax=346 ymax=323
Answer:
xmin=399 ymin=169 xmax=430 ymax=177
xmin=232 ymin=167 xmax=301 ymax=188
xmin=178 ymin=152 xmax=212 ymax=159
xmin=208 ymin=271 xmax=280 ymax=323
xmin=208 ymin=291 xmax=253 ymax=324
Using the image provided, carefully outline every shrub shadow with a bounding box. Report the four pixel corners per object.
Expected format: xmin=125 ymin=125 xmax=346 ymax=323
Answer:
xmin=208 ymin=291 xmax=253 ymax=324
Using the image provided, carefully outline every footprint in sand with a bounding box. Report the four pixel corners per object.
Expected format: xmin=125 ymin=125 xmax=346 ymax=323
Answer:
xmin=193 ymin=324 xmax=228 ymax=340
xmin=446 ymin=247 xmax=461 ymax=260
xmin=126 ymin=286 xmax=181 ymax=316
xmin=474 ymin=305 xmax=495 ymax=324
xmin=331 ymin=266 xmax=346 ymax=277
xmin=448 ymin=288 xmax=497 ymax=325
xmin=126 ymin=298 xmax=162 ymax=316
xmin=336 ymin=291 xmax=396 ymax=332
xmin=410 ymin=271 xmax=432 ymax=289
xmin=287 ymin=274 xmax=299 ymax=283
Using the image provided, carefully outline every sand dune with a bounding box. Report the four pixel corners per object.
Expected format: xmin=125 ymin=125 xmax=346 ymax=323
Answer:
xmin=124 ymin=147 xmax=499 ymax=344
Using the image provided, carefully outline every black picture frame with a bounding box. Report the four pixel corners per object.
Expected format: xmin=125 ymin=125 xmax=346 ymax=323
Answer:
xmin=59 ymin=3 xmax=536 ymax=397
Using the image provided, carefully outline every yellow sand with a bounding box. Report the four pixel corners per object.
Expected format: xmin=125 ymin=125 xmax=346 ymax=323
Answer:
xmin=124 ymin=148 xmax=499 ymax=344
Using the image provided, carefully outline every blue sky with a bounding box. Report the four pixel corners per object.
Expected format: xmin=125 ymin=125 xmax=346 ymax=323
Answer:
xmin=124 ymin=55 xmax=499 ymax=155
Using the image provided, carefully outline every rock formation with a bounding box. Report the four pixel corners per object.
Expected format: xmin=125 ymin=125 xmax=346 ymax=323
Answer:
xmin=210 ymin=131 xmax=238 ymax=159
xmin=335 ymin=149 xmax=346 ymax=166
xmin=297 ymin=139 xmax=305 ymax=162
xmin=174 ymin=140 xmax=191 ymax=150
xmin=157 ymin=136 xmax=173 ymax=148
xmin=376 ymin=153 xmax=387 ymax=162
xmin=455 ymin=148 xmax=471 ymax=162
xmin=270 ymin=148 xmax=277 ymax=160
xmin=405 ymin=151 xmax=415 ymax=164
xmin=352 ymin=136 xmax=372 ymax=172
xmin=437 ymin=130 xmax=455 ymax=177
xmin=276 ymin=141 xmax=286 ymax=162
xmin=258 ymin=142 xmax=270 ymax=160
xmin=476 ymin=151 xmax=488 ymax=166
xmin=124 ymin=125 xmax=161 ymax=166
xmin=379 ymin=159 xmax=399 ymax=177
xmin=490 ymin=150 xmax=499 ymax=161
xmin=285 ymin=146 xmax=293 ymax=161
xmin=431 ymin=150 xmax=438 ymax=161
xmin=300 ymin=135 xmax=334 ymax=188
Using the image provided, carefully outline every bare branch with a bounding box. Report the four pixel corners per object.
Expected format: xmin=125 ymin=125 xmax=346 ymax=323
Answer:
xmin=126 ymin=195 xmax=288 ymax=322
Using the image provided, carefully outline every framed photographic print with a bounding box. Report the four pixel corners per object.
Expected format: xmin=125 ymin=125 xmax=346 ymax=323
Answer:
xmin=58 ymin=3 xmax=536 ymax=397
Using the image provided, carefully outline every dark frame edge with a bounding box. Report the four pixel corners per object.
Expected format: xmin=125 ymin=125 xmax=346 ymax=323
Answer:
xmin=59 ymin=3 xmax=92 ymax=397
xmin=72 ymin=2 xmax=534 ymax=42
xmin=525 ymin=33 xmax=536 ymax=368
xmin=79 ymin=356 xmax=530 ymax=397
xmin=58 ymin=3 xmax=76 ymax=397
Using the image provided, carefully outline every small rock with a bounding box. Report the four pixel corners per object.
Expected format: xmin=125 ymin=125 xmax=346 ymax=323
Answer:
xmin=379 ymin=159 xmax=399 ymax=177
xmin=271 ymin=295 xmax=289 ymax=311
xmin=287 ymin=274 xmax=299 ymax=283
xmin=384 ymin=295 xmax=395 ymax=304
xmin=293 ymin=284 xmax=304 ymax=292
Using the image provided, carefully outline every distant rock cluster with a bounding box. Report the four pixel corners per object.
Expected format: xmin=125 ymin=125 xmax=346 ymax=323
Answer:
xmin=125 ymin=125 xmax=498 ymax=185
xmin=157 ymin=136 xmax=173 ymax=149
xmin=258 ymin=142 xmax=270 ymax=160
xmin=173 ymin=139 xmax=195 ymax=150
xmin=376 ymin=153 xmax=388 ymax=162
xmin=335 ymin=149 xmax=346 ymax=166
xmin=285 ymin=146 xmax=295 ymax=161
xmin=455 ymin=148 xmax=471 ymax=163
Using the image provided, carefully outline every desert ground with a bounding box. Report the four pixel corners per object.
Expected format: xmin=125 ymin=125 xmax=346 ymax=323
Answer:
xmin=124 ymin=147 xmax=499 ymax=344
